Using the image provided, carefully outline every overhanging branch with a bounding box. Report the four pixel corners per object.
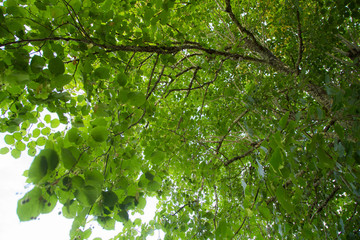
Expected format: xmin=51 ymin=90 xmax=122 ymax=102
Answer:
xmin=0 ymin=37 xmax=263 ymax=63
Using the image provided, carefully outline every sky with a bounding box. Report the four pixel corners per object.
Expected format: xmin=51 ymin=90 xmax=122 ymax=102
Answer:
xmin=0 ymin=132 xmax=163 ymax=240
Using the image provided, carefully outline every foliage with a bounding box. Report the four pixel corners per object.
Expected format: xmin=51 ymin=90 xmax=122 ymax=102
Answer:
xmin=1 ymin=0 xmax=360 ymax=239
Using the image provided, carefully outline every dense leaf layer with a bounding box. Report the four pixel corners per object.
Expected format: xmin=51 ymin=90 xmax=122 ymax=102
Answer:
xmin=1 ymin=0 xmax=359 ymax=239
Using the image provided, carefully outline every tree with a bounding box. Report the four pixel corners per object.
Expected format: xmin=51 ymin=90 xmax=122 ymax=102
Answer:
xmin=0 ymin=0 xmax=359 ymax=239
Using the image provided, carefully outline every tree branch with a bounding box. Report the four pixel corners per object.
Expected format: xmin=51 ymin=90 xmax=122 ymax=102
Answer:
xmin=216 ymin=109 xmax=250 ymax=153
xmin=146 ymin=54 xmax=160 ymax=96
xmin=310 ymin=185 xmax=341 ymax=222
xmin=224 ymin=139 xmax=264 ymax=166
xmin=147 ymin=65 xmax=165 ymax=100
xmin=295 ymin=8 xmax=304 ymax=76
xmin=231 ymin=187 xmax=260 ymax=239
xmin=224 ymin=0 xmax=293 ymax=74
xmin=0 ymin=37 xmax=264 ymax=62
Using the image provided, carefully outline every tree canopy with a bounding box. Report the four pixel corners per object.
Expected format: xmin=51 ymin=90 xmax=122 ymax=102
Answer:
xmin=1 ymin=0 xmax=359 ymax=239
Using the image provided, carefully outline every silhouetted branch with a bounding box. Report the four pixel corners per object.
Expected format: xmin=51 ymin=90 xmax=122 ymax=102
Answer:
xmin=224 ymin=139 xmax=265 ymax=166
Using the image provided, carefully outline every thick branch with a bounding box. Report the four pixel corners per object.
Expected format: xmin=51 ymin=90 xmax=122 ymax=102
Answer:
xmin=0 ymin=37 xmax=264 ymax=63
xmin=224 ymin=0 xmax=293 ymax=74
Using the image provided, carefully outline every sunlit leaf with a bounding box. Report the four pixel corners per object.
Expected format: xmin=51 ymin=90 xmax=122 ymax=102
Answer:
xmin=0 ymin=147 xmax=9 ymax=154
xmin=4 ymin=134 xmax=15 ymax=145
xmin=147 ymin=181 xmax=161 ymax=192
xmin=91 ymin=126 xmax=108 ymax=142
xmin=127 ymin=92 xmax=146 ymax=106
xmin=11 ymin=149 xmax=21 ymax=159
xmin=75 ymin=185 xmax=101 ymax=207
xmin=61 ymin=147 xmax=77 ymax=169
xmin=50 ymin=119 xmax=60 ymax=128
xmin=17 ymin=187 xmax=42 ymax=221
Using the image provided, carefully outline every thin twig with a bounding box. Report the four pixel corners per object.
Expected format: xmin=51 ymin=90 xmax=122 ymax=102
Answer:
xmin=216 ymin=109 xmax=250 ymax=153
xmin=213 ymin=184 xmax=219 ymax=230
xmin=295 ymin=8 xmax=304 ymax=76
xmin=146 ymin=54 xmax=160 ymax=96
xmin=224 ymin=139 xmax=265 ymax=166
xmin=310 ymin=185 xmax=341 ymax=222
xmin=147 ymin=65 xmax=166 ymax=99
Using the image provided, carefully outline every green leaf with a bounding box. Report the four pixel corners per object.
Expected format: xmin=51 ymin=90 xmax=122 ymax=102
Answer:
xmin=279 ymin=111 xmax=290 ymax=130
xmin=215 ymin=220 xmax=229 ymax=238
xmin=30 ymin=55 xmax=45 ymax=73
xmin=269 ymin=148 xmax=283 ymax=172
xmin=276 ymin=187 xmax=294 ymax=213
xmin=53 ymin=74 xmax=72 ymax=89
xmin=61 ymin=147 xmax=77 ymax=169
xmin=28 ymin=148 xmax=37 ymax=157
xmin=36 ymin=137 xmax=46 ymax=146
xmin=127 ymin=92 xmax=146 ymax=106
xmin=48 ymin=57 xmax=65 ymax=75
xmin=32 ymin=128 xmax=40 ymax=138
xmin=334 ymin=123 xmax=344 ymax=139
xmin=66 ymin=128 xmax=82 ymax=144
xmin=17 ymin=187 xmax=42 ymax=221
xmin=91 ymin=126 xmax=108 ymax=142
xmin=94 ymin=67 xmax=110 ymax=79
xmin=4 ymin=134 xmax=15 ymax=145
xmin=258 ymin=205 xmax=272 ymax=220
xmin=117 ymin=209 xmax=129 ymax=222
xmin=72 ymin=176 xmax=85 ymax=189
xmin=28 ymin=149 xmax=59 ymax=183
xmin=50 ymin=119 xmax=60 ymax=128
xmin=41 ymin=127 xmax=50 ymax=135
xmin=63 ymin=200 xmax=79 ymax=219
xmin=28 ymin=155 xmax=48 ymax=183
xmin=85 ymin=169 xmax=104 ymax=188
xmin=40 ymin=193 xmax=57 ymax=214
xmin=102 ymin=190 xmax=119 ymax=207
xmin=44 ymin=114 xmax=51 ymax=123
xmin=147 ymin=181 xmax=161 ymax=192
xmin=13 ymin=132 xmax=22 ymax=140
xmin=116 ymin=73 xmax=127 ymax=86
xmin=137 ymin=197 xmax=146 ymax=210
xmin=75 ymin=185 xmax=101 ymax=207
xmin=145 ymin=171 xmax=155 ymax=181
xmin=0 ymin=147 xmax=9 ymax=154
xmin=150 ymin=151 xmax=166 ymax=165
xmin=98 ymin=217 xmax=115 ymax=230
xmin=317 ymin=148 xmax=336 ymax=169
xmin=11 ymin=149 xmax=21 ymax=159
xmin=15 ymin=141 xmax=26 ymax=151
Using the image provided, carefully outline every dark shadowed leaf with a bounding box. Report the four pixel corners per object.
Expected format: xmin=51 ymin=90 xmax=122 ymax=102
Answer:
xmin=48 ymin=57 xmax=65 ymax=75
